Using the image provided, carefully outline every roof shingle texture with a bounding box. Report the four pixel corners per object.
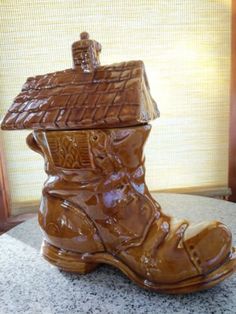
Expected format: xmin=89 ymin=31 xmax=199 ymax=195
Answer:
xmin=1 ymin=60 xmax=159 ymax=130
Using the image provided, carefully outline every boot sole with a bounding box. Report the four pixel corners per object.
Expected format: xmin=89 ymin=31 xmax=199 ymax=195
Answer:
xmin=41 ymin=240 xmax=236 ymax=294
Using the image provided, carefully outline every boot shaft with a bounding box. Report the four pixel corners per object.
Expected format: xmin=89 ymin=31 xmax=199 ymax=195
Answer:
xmin=30 ymin=125 xmax=154 ymax=199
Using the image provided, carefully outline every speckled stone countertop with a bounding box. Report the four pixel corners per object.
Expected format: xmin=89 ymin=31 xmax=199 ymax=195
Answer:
xmin=0 ymin=193 xmax=236 ymax=314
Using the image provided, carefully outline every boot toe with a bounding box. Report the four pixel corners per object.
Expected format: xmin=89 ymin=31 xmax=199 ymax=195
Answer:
xmin=184 ymin=221 xmax=232 ymax=275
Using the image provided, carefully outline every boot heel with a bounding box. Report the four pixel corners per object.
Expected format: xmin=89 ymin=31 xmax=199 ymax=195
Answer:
xmin=41 ymin=241 xmax=99 ymax=274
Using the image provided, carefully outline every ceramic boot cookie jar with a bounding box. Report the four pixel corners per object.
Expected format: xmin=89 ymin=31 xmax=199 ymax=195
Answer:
xmin=1 ymin=32 xmax=236 ymax=294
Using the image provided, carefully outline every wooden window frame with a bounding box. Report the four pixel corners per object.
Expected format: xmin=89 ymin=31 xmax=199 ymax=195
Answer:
xmin=0 ymin=135 xmax=10 ymax=224
xmin=228 ymin=0 xmax=236 ymax=202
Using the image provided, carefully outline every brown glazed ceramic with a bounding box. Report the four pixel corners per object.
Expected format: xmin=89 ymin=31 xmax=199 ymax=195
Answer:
xmin=1 ymin=33 xmax=236 ymax=294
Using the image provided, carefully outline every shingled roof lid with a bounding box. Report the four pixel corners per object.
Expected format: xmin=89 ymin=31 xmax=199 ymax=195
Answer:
xmin=1 ymin=32 xmax=159 ymax=131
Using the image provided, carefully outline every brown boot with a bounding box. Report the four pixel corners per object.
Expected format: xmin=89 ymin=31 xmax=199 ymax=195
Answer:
xmin=26 ymin=125 xmax=236 ymax=294
xmin=1 ymin=32 xmax=236 ymax=294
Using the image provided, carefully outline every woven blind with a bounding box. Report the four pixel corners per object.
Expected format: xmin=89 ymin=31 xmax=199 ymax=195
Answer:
xmin=0 ymin=0 xmax=231 ymax=213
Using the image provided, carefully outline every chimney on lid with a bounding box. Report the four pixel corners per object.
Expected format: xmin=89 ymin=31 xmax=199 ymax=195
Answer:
xmin=72 ymin=32 xmax=101 ymax=73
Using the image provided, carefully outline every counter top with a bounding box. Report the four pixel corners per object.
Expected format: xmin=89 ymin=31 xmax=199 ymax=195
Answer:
xmin=0 ymin=193 xmax=236 ymax=314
